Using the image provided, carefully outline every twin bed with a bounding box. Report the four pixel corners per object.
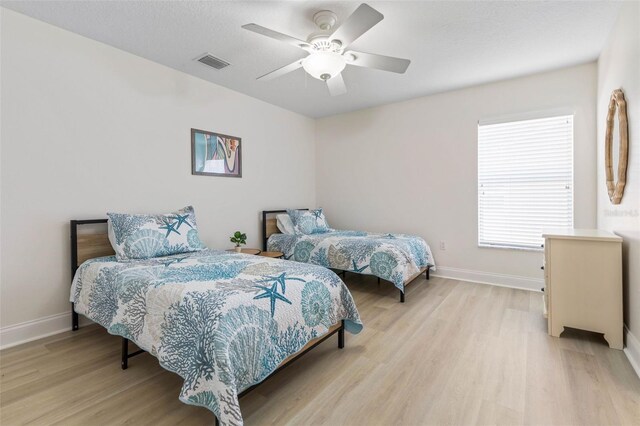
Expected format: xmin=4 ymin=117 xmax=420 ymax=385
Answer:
xmin=70 ymin=207 xmax=434 ymax=425
xmin=262 ymin=209 xmax=435 ymax=302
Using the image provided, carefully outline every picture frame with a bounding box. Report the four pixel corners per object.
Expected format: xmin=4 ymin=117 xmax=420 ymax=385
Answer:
xmin=191 ymin=128 xmax=242 ymax=178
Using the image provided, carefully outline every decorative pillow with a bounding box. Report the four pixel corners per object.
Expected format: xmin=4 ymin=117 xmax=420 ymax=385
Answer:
xmin=107 ymin=206 xmax=206 ymax=261
xmin=276 ymin=214 xmax=296 ymax=235
xmin=286 ymin=208 xmax=331 ymax=235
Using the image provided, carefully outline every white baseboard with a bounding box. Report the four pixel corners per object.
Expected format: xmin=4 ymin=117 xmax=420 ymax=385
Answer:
xmin=0 ymin=311 xmax=92 ymax=350
xmin=624 ymin=326 xmax=640 ymax=379
xmin=432 ymin=266 xmax=543 ymax=292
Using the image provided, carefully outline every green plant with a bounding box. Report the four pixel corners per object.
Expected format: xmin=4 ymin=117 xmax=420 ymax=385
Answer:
xmin=230 ymin=231 xmax=247 ymax=247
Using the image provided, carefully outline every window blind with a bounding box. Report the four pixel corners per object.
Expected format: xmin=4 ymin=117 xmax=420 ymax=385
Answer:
xmin=478 ymin=115 xmax=574 ymax=250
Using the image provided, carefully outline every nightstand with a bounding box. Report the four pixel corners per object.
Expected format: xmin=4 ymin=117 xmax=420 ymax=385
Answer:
xmin=259 ymin=251 xmax=284 ymax=259
xmin=226 ymin=248 xmax=262 ymax=255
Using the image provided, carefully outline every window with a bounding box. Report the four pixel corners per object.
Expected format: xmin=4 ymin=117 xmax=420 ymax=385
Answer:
xmin=478 ymin=114 xmax=573 ymax=250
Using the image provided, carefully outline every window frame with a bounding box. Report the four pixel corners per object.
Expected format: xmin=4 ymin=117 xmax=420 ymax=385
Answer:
xmin=477 ymin=112 xmax=575 ymax=252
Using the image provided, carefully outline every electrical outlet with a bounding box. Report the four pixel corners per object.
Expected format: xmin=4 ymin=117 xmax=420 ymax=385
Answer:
xmin=439 ymin=241 xmax=446 ymax=250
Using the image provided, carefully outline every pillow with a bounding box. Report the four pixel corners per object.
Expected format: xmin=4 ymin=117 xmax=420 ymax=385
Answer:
xmin=276 ymin=214 xmax=296 ymax=234
xmin=107 ymin=205 xmax=206 ymax=261
xmin=287 ymin=208 xmax=331 ymax=235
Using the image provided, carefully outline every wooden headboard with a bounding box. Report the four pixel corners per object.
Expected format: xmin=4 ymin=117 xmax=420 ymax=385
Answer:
xmin=70 ymin=219 xmax=114 ymax=330
xmin=70 ymin=219 xmax=114 ymax=275
xmin=261 ymin=209 xmax=308 ymax=251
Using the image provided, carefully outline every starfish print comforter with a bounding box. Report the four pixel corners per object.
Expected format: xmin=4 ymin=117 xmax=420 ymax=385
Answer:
xmin=71 ymin=249 xmax=362 ymax=425
xmin=267 ymin=230 xmax=436 ymax=292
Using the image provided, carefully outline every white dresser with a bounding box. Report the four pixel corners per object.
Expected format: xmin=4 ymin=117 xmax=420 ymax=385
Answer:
xmin=542 ymin=229 xmax=623 ymax=349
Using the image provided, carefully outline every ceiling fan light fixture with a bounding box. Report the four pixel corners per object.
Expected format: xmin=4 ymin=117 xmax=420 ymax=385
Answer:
xmin=302 ymin=51 xmax=346 ymax=80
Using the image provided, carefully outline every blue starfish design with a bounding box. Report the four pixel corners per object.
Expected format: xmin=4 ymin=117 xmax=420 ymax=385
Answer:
xmin=172 ymin=214 xmax=193 ymax=230
xmin=312 ymin=209 xmax=323 ymax=220
xmin=253 ymin=282 xmax=292 ymax=317
xmin=257 ymin=272 xmax=305 ymax=294
xmin=351 ymin=260 xmax=369 ymax=273
xmin=159 ymin=219 xmax=181 ymax=237
xmin=384 ymin=233 xmax=396 ymax=239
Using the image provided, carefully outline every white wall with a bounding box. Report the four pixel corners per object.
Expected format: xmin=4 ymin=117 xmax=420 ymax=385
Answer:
xmin=0 ymin=7 xmax=606 ymax=349
xmin=316 ymin=63 xmax=597 ymax=287
xmin=0 ymin=9 xmax=316 ymax=338
xmin=596 ymin=1 xmax=640 ymax=361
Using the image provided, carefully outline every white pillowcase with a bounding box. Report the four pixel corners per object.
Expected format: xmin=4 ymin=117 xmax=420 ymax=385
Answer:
xmin=276 ymin=214 xmax=296 ymax=234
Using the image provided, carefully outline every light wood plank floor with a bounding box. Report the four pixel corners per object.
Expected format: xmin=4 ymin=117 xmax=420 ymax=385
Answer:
xmin=2 ymin=275 xmax=639 ymax=425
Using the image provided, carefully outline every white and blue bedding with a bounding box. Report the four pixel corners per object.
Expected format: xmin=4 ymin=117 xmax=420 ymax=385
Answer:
xmin=71 ymin=249 xmax=362 ymax=425
xmin=107 ymin=205 xmax=206 ymax=261
xmin=267 ymin=230 xmax=436 ymax=292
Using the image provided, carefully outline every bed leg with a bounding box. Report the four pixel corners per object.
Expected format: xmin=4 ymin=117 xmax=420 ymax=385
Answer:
xmin=121 ymin=338 xmax=129 ymax=370
xmin=72 ymin=303 xmax=79 ymax=331
xmin=426 ymin=267 xmax=430 ymax=280
xmin=214 ymin=417 xmax=220 ymax=426
xmin=338 ymin=321 xmax=345 ymax=349
xmin=377 ymin=277 xmax=380 ymax=285
xmin=400 ymin=290 xmax=405 ymax=303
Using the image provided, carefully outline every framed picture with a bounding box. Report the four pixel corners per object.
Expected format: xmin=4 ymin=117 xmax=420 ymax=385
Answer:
xmin=191 ymin=128 xmax=242 ymax=177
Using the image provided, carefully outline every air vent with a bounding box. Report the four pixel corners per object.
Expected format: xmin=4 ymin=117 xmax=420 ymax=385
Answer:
xmin=195 ymin=53 xmax=230 ymax=70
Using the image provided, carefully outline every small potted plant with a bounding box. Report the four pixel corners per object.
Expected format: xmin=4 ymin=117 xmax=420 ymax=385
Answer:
xmin=230 ymin=231 xmax=247 ymax=253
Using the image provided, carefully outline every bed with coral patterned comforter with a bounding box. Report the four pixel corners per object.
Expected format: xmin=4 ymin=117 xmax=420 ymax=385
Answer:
xmin=70 ymin=249 xmax=362 ymax=425
xmin=267 ymin=230 xmax=436 ymax=292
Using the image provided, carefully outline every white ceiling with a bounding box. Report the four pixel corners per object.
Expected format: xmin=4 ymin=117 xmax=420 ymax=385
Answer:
xmin=1 ymin=1 xmax=621 ymax=118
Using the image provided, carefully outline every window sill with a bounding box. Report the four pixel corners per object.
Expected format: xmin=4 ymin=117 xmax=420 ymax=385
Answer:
xmin=478 ymin=244 xmax=543 ymax=253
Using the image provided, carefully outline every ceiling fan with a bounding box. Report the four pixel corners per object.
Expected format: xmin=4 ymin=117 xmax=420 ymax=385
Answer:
xmin=242 ymin=3 xmax=411 ymax=96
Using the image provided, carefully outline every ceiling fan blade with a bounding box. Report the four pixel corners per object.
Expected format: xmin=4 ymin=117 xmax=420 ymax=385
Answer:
xmin=327 ymin=73 xmax=347 ymax=96
xmin=329 ymin=4 xmax=383 ymax=49
xmin=345 ymin=50 xmax=411 ymax=74
xmin=256 ymin=59 xmax=304 ymax=81
xmin=242 ymin=23 xmax=310 ymax=50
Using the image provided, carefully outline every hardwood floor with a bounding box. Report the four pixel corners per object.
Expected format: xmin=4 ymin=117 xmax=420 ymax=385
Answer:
xmin=1 ymin=275 xmax=639 ymax=425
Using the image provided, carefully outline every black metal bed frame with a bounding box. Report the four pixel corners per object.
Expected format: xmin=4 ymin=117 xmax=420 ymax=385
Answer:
xmin=340 ymin=267 xmax=430 ymax=303
xmin=70 ymin=218 xmax=346 ymax=424
xmin=70 ymin=219 xmax=143 ymax=368
xmin=70 ymin=219 xmax=108 ymax=331
xmin=211 ymin=321 xmax=344 ymax=426
xmin=261 ymin=210 xmax=431 ymax=303
xmin=261 ymin=209 xmax=307 ymax=251
xmin=239 ymin=321 xmax=344 ymax=398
